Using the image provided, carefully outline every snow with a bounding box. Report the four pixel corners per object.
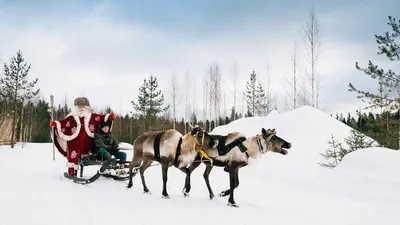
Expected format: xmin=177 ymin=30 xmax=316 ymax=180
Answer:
xmin=0 ymin=106 xmax=399 ymax=225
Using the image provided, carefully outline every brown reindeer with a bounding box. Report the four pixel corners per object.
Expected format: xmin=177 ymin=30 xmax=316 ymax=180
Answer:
xmin=126 ymin=126 xmax=219 ymax=198
xmin=181 ymin=127 xmax=292 ymax=207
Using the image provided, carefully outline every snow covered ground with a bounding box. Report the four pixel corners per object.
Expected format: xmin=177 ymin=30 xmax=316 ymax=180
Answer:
xmin=0 ymin=106 xmax=399 ymax=225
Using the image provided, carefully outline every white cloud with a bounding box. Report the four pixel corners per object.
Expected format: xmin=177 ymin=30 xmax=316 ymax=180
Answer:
xmin=0 ymin=4 xmax=391 ymax=121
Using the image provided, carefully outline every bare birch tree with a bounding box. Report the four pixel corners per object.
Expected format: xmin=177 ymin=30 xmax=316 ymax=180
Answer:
xmin=301 ymin=6 xmax=321 ymax=108
xmin=184 ymin=71 xmax=190 ymax=133
xmin=232 ymin=61 xmax=239 ymax=120
xmin=203 ymin=75 xmax=209 ymax=123
xmin=207 ymin=62 xmax=222 ymax=126
xmin=283 ymin=41 xmax=301 ymax=109
xmin=264 ymin=64 xmax=274 ymax=115
xmin=167 ymin=72 xmax=181 ymax=130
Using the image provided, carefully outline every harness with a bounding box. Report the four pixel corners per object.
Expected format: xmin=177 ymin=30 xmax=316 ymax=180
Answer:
xmin=214 ymin=135 xmax=247 ymax=156
xmin=154 ymin=132 xmax=164 ymax=161
xmin=173 ymin=137 xmax=183 ymax=167
xmin=193 ymin=131 xmax=210 ymax=161
xmin=255 ymin=131 xmax=276 ymax=154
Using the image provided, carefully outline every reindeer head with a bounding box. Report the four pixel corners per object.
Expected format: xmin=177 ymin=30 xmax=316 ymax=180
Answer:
xmin=188 ymin=124 xmax=219 ymax=149
xmin=261 ymin=128 xmax=292 ymax=155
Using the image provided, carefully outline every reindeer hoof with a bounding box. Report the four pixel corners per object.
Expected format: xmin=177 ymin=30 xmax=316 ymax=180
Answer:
xmin=143 ymin=190 xmax=151 ymax=194
xmin=227 ymin=202 xmax=239 ymax=208
xmin=162 ymin=195 xmax=170 ymax=199
xmin=209 ymin=194 xmax=215 ymax=200
xmin=219 ymin=191 xmax=228 ymax=197
xmin=183 ymin=192 xmax=190 ymax=197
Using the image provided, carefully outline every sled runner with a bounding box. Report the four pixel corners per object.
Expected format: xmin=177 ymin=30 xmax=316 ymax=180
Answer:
xmin=64 ymin=154 xmax=134 ymax=185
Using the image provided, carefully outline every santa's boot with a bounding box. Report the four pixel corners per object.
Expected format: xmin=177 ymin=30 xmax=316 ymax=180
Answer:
xmin=68 ymin=167 xmax=75 ymax=177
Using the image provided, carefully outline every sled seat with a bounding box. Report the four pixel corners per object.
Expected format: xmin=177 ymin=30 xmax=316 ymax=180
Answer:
xmin=78 ymin=153 xmax=131 ymax=178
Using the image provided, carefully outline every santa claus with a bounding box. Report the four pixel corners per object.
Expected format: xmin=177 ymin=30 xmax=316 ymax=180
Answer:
xmin=50 ymin=97 xmax=116 ymax=177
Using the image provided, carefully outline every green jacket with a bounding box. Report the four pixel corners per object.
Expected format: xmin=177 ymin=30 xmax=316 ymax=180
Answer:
xmin=93 ymin=131 xmax=119 ymax=153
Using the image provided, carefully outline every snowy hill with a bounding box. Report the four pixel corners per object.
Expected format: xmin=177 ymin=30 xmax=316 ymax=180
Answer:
xmin=212 ymin=106 xmax=378 ymax=169
xmin=0 ymin=106 xmax=399 ymax=225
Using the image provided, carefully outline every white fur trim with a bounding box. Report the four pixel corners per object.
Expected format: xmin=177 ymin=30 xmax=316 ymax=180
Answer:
xmin=54 ymin=116 xmax=81 ymax=141
xmin=66 ymin=162 xmax=79 ymax=170
xmin=66 ymin=162 xmax=75 ymax=168
xmin=84 ymin=113 xmax=94 ymax=138
xmin=104 ymin=114 xmax=114 ymax=131
xmin=57 ymin=135 xmax=68 ymax=153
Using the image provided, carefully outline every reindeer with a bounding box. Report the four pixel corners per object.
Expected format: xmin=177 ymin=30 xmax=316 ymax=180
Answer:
xmin=180 ymin=127 xmax=292 ymax=207
xmin=126 ymin=126 xmax=219 ymax=199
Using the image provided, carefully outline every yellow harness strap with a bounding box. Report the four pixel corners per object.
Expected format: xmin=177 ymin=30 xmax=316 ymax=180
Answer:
xmin=192 ymin=130 xmax=211 ymax=161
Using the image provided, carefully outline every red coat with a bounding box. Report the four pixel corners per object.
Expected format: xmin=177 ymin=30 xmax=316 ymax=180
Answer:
xmin=52 ymin=112 xmax=115 ymax=163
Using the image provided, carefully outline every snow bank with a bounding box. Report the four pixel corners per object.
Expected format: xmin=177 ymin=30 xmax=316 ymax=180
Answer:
xmin=335 ymin=147 xmax=400 ymax=183
xmin=1 ymin=106 xmax=399 ymax=225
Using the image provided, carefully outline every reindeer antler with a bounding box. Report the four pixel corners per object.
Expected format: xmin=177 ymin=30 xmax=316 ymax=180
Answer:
xmin=267 ymin=128 xmax=276 ymax=135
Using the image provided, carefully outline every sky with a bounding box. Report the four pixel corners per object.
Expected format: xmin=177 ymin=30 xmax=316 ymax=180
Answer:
xmin=0 ymin=0 xmax=399 ymax=120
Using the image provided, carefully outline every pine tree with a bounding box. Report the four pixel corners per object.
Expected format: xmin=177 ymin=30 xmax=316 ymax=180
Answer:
xmin=319 ymin=134 xmax=343 ymax=168
xmin=132 ymin=78 xmax=149 ymax=131
xmin=256 ymin=82 xmax=267 ymax=116
xmin=342 ymin=129 xmax=376 ymax=155
xmin=0 ymin=50 xmax=39 ymax=148
xmin=132 ymin=75 xmax=169 ymax=131
xmin=349 ymin=16 xmax=399 ymax=149
xmin=244 ymin=69 xmax=258 ymax=117
xmin=146 ymin=74 xmax=169 ymax=130
xmin=31 ymin=99 xmax=52 ymax=143
xmin=190 ymin=112 xmax=197 ymax=126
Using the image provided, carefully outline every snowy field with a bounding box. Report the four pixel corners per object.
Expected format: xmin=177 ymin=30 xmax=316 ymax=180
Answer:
xmin=0 ymin=106 xmax=399 ymax=225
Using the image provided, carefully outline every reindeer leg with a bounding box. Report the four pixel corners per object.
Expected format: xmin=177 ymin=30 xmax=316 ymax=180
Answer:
xmin=227 ymin=164 xmax=240 ymax=207
xmin=219 ymin=164 xmax=240 ymax=198
xmin=203 ymin=163 xmax=215 ymax=200
xmin=161 ymin=163 xmax=170 ymax=199
xmin=127 ymin=158 xmax=142 ymax=189
xmin=139 ymin=160 xmax=153 ymax=194
xmin=180 ymin=161 xmax=201 ymax=197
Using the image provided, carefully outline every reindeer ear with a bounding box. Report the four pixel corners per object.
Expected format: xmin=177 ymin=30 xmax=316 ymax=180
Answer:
xmin=189 ymin=124 xmax=194 ymax=130
xmin=262 ymin=128 xmax=267 ymax=136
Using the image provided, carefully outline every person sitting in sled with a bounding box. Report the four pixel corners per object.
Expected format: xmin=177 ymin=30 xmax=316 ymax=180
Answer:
xmin=93 ymin=120 xmax=127 ymax=164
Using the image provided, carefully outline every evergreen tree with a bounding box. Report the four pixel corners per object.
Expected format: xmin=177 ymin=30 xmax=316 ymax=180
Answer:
xmin=190 ymin=112 xmax=197 ymax=126
xmin=342 ymin=129 xmax=376 ymax=156
xmin=31 ymin=99 xmax=51 ymax=143
xmin=230 ymin=106 xmax=236 ymax=122
xmin=225 ymin=116 xmax=230 ymax=124
xmin=244 ymin=69 xmax=268 ymax=116
xmin=244 ymin=69 xmax=257 ymax=117
xmin=349 ymin=16 xmax=399 ymax=149
xmin=132 ymin=75 xmax=168 ymax=131
xmin=146 ymin=74 xmax=169 ymax=130
xmin=0 ymin=50 xmax=39 ymax=148
xmin=256 ymin=82 xmax=267 ymax=115
xmin=319 ymin=134 xmax=343 ymax=168
xmin=319 ymin=130 xmax=375 ymax=169
xmin=132 ymin=78 xmax=149 ymax=131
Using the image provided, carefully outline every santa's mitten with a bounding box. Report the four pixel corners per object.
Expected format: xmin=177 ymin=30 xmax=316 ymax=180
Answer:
xmin=110 ymin=113 xmax=116 ymax=120
xmin=50 ymin=121 xmax=56 ymax=127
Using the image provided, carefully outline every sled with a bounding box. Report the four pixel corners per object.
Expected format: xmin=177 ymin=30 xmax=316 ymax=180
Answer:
xmin=64 ymin=154 xmax=133 ymax=185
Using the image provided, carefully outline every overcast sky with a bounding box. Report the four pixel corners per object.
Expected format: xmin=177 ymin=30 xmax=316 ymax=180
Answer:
xmin=0 ymin=0 xmax=399 ymax=120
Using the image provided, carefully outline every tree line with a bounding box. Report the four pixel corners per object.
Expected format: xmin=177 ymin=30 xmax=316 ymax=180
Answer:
xmin=0 ymin=11 xmax=397 ymax=155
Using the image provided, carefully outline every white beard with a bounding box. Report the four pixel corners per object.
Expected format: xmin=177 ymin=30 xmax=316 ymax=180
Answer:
xmin=66 ymin=106 xmax=94 ymax=118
